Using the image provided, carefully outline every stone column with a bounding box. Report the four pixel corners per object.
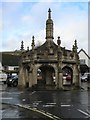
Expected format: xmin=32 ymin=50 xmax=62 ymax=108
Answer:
xmin=55 ymin=69 xmax=58 ymax=85
xmin=57 ymin=53 xmax=63 ymax=89
xmin=32 ymin=65 xmax=37 ymax=85
xmin=73 ymin=65 xmax=76 ymax=84
xmin=28 ymin=71 xmax=33 ymax=88
xmin=73 ymin=65 xmax=80 ymax=87
xmin=18 ymin=65 xmax=26 ymax=88
xmin=25 ymin=69 xmax=29 ymax=88
xmin=58 ymin=68 xmax=63 ymax=89
xmin=78 ymin=65 xmax=81 ymax=86
xmin=56 ymin=36 xmax=63 ymax=89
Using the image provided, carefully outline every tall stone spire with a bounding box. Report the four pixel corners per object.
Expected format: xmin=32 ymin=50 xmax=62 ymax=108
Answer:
xmin=46 ymin=8 xmax=54 ymax=41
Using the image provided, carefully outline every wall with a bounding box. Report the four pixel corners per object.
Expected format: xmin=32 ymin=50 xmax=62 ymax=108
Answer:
xmin=79 ymin=51 xmax=89 ymax=67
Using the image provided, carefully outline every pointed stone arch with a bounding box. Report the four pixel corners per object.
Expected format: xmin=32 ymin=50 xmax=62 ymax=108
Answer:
xmin=37 ymin=64 xmax=55 ymax=87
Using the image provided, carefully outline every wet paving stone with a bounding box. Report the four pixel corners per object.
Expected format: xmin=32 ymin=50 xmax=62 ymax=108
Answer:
xmin=1 ymin=83 xmax=90 ymax=120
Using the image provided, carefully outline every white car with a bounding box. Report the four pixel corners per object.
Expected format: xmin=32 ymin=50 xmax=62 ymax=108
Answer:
xmin=0 ymin=72 xmax=7 ymax=84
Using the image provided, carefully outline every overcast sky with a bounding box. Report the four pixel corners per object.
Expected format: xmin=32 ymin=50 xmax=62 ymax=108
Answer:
xmin=1 ymin=0 xmax=89 ymax=53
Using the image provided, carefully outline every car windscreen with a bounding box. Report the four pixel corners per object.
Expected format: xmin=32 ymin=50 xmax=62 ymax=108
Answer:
xmin=13 ymin=76 xmax=18 ymax=79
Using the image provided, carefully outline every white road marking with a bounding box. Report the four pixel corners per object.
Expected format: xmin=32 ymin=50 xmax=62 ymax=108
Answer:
xmin=43 ymin=103 xmax=56 ymax=107
xmin=43 ymin=104 xmax=55 ymax=107
xmin=0 ymin=97 xmax=13 ymax=99
xmin=78 ymin=109 xmax=90 ymax=117
xmin=61 ymin=104 xmax=71 ymax=107
xmin=46 ymin=103 xmax=56 ymax=105
xmin=0 ymin=91 xmax=23 ymax=94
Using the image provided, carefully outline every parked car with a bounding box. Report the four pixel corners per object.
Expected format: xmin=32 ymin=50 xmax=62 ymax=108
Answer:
xmin=81 ymin=73 xmax=90 ymax=82
xmin=63 ymin=74 xmax=71 ymax=80
xmin=6 ymin=75 xmax=18 ymax=87
xmin=87 ymin=74 xmax=90 ymax=82
xmin=63 ymin=74 xmax=71 ymax=85
xmin=66 ymin=75 xmax=71 ymax=81
xmin=0 ymin=72 xmax=7 ymax=84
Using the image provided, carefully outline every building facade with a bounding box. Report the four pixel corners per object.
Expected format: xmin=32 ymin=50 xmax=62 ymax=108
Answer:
xmin=78 ymin=49 xmax=90 ymax=73
xmin=78 ymin=49 xmax=90 ymax=67
xmin=19 ymin=9 xmax=80 ymax=89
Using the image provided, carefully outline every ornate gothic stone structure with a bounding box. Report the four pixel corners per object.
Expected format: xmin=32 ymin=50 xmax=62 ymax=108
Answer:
xmin=18 ymin=8 xmax=80 ymax=90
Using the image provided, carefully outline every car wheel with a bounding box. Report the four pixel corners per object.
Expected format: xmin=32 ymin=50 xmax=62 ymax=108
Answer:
xmin=3 ymin=81 xmax=6 ymax=84
xmin=13 ymin=81 xmax=18 ymax=87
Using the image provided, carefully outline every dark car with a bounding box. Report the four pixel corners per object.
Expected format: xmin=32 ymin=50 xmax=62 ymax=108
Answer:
xmin=87 ymin=74 xmax=90 ymax=82
xmin=81 ymin=73 xmax=90 ymax=82
xmin=6 ymin=75 xmax=18 ymax=87
xmin=66 ymin=75 xmax=71 ymax=81
xmin=63 ymin=74 xmax=71 ymax=81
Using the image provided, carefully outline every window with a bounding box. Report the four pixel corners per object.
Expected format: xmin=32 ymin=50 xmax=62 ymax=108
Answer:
xmin=14 ymin=67 xmax=19 ymax=71
xmin=80 ymin=59 xmax=86 ymax=64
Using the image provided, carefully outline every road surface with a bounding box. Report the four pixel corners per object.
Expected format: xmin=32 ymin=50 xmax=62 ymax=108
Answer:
xmin=0 ymin=82 xmax=90 ymax=120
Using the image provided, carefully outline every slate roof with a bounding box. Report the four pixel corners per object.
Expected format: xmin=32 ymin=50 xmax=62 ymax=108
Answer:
xmin=1 ymin=52 xmax=21 ymax=66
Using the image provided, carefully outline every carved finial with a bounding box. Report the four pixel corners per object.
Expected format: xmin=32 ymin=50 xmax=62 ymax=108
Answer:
xmin=31 ymin=36 xmax=35 ymax=50
xmin=75 ymin=40 xmax=76 ymax=46
xmin=32 ymin=36 xmax=34 ymax=44
xmin=20 ymin=41 xmax=24 ymax=50
xmin=72 ymin=40 xmax=78 ymax=52
xmin=75 ymin=40 xmax=77 ymax=47
xmin=48 ymin=8 xmax=51 ymax=19
xmin=57 ymin=36 xmax=61 ymax=46
xmin=74 ymin=39 xmax=78 ymax=51
xmin=27 ymin=46 xmax=29 ymax=51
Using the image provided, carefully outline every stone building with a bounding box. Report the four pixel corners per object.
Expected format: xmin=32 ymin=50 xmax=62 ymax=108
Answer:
xmin=18 ymin=8 xmax=80 ymax=90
